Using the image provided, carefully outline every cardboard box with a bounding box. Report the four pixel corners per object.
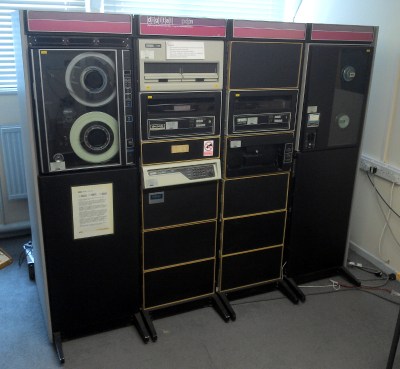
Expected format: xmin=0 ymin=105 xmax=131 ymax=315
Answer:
xmin=0 ymin=248 xmax=13 ymax=270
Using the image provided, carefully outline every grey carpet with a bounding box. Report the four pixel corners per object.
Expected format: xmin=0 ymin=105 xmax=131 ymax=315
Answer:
xmin=1 ymin=236 xmax=399 ymax=369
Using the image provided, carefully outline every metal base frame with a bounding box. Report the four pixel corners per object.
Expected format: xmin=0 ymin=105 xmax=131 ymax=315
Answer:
xmin=338 ymin=266 xmax=361 ymax=287
xmin=283 ymin=276 xmax=306 ymax=302
xmin=386 ymin=306 xmax=400 ymax=369
xmin=139 ymin=294 xmax=235 ymax=341
xmin=277 ymin=279 xmax=299 ymax=304
xmin=53 ymin=332 xmax=65 ymax=364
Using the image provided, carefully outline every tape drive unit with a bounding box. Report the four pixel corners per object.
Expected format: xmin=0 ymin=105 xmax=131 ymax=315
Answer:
xmin=27 ymin=12 xmax=135 ymax=174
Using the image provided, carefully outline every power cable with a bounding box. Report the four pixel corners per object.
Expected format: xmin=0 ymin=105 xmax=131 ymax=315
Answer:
xmin=367 ymin=172 xmax=400 ymax=219
xmin=292 ymin=0 xmax=304 ymax=22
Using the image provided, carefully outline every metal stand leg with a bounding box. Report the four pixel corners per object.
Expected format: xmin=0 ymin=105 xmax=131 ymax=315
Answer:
xmin=387 ymin=307 xmax=400 ymax=369
xmin=211 ymin=294 xmax=231 ymax=322
xmin=338 ymin=266 xmax=361 ymax=287
xmin=141 ymin=310 xmax=157 ymax=342
xmin=277 ymin=279 xmax=299 ymax=304
xmin=283 ymin=276 xmax=306 ymax=302
xmin=53 ymin=332 xmax=65 ymax=364
xmin=133 ymin=312 xmax=150 ymax=343
xmin=216 ymin=292 xmax=236 ymax=321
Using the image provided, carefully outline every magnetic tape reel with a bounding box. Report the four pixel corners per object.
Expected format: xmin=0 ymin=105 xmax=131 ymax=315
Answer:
xmin=65 ymin=52 xmax=119 ymax=165
xmin=69 ymin=111 xmax=119 ymax=164
xmin=65 ymin=52 xmax=117 ymax=108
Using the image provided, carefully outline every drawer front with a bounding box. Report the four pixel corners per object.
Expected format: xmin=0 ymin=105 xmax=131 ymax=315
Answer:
xmin=144 ymin=260 xmax=215 ymax=309
xmin=222 ymin=212 xmax=286 ymax=255
xmin=144 ymin=221 xmax=216 ymax=269
xmin=220 ymin=246 xmax=282 ymax=292
xmin=143 ymin=181 xmax=218 ymax=229
xmin=223 ymin=173 xmax=288 ymax=218
xmin=142 ymin=138 xmax=220 ymax=165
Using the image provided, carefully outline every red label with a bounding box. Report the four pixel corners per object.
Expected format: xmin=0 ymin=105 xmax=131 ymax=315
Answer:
xmin=311 ymin=24 xmax=374 ymax=42
xmin=27 ymin=11 xmax=132 ymax=34
xmin=203 ymin=140 xmax=214 ymax=157
xmin=233 ymin=20 xmax=306 ymax=40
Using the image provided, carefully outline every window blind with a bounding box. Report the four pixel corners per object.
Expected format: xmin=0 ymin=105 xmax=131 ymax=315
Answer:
xmin=103 ymin=0 xmax=286 ymax=21
xmin=0 ymin=1 xmax=86 ymax=92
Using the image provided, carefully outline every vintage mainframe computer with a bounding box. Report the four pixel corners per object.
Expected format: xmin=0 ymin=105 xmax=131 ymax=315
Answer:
xmin=15 ymin=11 xmax=142 ymax=362
xmin=135 ymin=15 xmax=232 ymax=341
xmin=286 ymin=24 xmax=377 ymax=284
xmin=218 ymin=20 xmax=307 ymax=306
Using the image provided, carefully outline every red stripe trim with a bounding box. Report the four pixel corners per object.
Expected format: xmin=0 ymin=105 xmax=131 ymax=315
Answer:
xmin=27 ymin=10 xmax=131 ymax=23
xmin=233 ymin=27 xmax=306 ymax=40
xmin=311 ymin=30 xmax=374 ymax=42
xmin=27 ymin=19 xmax=132 ymax=34
xmin=139 ymin=24 xmax=226 ymax=37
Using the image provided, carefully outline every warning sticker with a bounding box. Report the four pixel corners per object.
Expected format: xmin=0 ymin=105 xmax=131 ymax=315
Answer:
xmin=203 ymin=140 xmax=214 ymax=157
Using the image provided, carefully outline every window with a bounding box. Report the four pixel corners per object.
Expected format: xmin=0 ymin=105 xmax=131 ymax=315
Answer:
xmin=103 ymin=0 xmax=288 ymax=21
xmin=1 ymin=0 xmax=298 ymax=93
xmin=0 ymin=1 xmax=86 ymax=93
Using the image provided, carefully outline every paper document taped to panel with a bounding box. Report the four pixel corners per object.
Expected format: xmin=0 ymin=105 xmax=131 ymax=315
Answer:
xmin=72 ymin=183 xmax=114 ymax=240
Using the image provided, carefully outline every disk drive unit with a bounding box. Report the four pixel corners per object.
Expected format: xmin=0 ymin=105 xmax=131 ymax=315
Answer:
xmin=26 ymin=11 xmax=135 ymax=173
xmin=140 ymin=91 xmax=221 ymax=140
xmin=226 ymin=90 xmax=298 ymax=135
xmin=218 ymin=20 xmax=307 ymax=304
xmin=137 ymin=15 xmax=225 ymax=92
xmin=286 ymin=24 xmax=377 ymax=284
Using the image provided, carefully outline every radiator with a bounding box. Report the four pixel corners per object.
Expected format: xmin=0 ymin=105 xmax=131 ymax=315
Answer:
xmin=0 ymin=126 xmax=27 ymax=200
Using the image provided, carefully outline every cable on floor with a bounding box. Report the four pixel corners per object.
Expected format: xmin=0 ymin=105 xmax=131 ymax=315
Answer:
xmin=230 ymin=285 xmax=400 ymax=307
xmin=230 ymin=272 xmax=400 ymax=307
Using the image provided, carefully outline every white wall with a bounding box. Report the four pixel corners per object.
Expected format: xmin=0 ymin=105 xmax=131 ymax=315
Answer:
xmin=0 ymin=94 xmax=21 ymax=123
xmin=0 ymin=93 xmax=29 ymax=228
xmin=296 ymin=0 xmax=400 ymax=270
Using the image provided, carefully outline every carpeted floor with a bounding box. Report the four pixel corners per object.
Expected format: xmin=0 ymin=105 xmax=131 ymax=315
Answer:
xmin=1 ymin=235 xmax=400 ymax=369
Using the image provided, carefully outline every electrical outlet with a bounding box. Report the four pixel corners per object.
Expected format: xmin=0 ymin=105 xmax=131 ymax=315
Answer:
xmin=359 ymin=158 xmax=370 ymax=172
xmin=359 ymin=154 xmax=400 ymax=184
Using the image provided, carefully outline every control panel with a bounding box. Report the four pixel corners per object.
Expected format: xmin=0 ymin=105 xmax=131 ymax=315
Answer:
xmin=142 ymin=159 xmax=221 ymax=189
xmin=123 ymin=50 xmax=134 ymax=163
xmin=233 ymin=112 xmax=291 ymax=133
xmin=148 ymin=116 xmax=215 ymax=138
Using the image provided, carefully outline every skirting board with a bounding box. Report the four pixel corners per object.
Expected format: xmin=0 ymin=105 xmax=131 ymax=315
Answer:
xmin=349 ymin=240 xmax=398 ymax=275
xmin=0 ymin=220 xmax=31 ymax=239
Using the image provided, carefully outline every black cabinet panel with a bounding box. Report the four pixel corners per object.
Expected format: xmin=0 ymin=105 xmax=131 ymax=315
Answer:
xmin=144 ymin=221 xmax=216 ymax=269
xmin=286 ymin=149 xmax=359 ymax=277
xmin=223 ymin=173 xmax=288 ymax=218
xmin=143 ymin=182 xmax=218 ymax=229
xmin=299 ymin=45 xmax=373 ymax=151
xmin=38 ymin=167 xmax=140 ymax=338
xmin=220 ymin=247 xmax=282 ymax=291
xmin=229 ymin=42 xmax=302 ymax=89
xmin=144 ymin=260 xmax=215 ymax=309
xmin=222 ymin=212 xmax=286 ymax=255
